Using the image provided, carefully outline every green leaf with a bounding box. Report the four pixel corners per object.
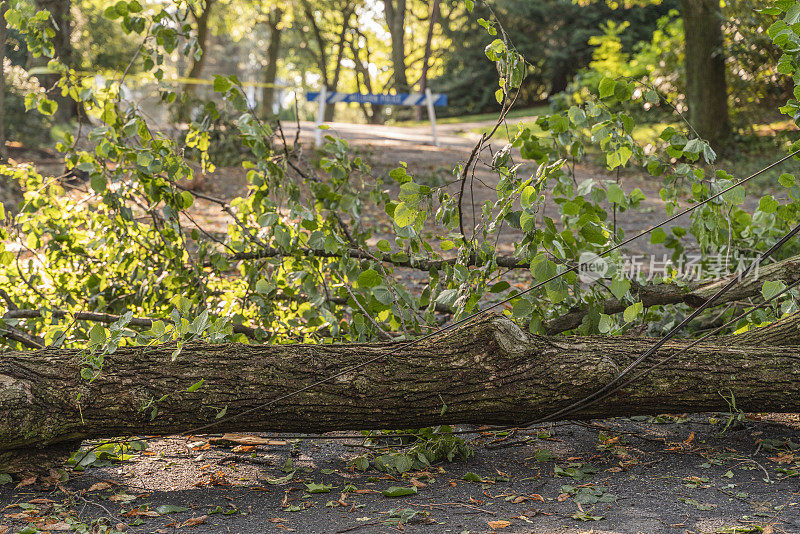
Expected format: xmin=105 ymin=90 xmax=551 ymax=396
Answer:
xmin=609 ymin=278 xmax=631 ymax=300
xmin=489 ymin=281 xmax=510 ymax=293
xmin=255 ymin=279 xmax=270 ymax=294
xmin=786 ymin=3 xmax=800 ymax=24
xmin=305 ymin=483 xmax=333 ymax=493
xmin=393 ymin=202 xmax=416 ymax=228
xmin=267 ymin=470 xmax=296 ymax=485
xmin=156 ymin=505 xmax=189 ymax=515
xmin=650 ymin=227 xmax=667 ymax=244
xmin=0 ymin=473 xmax=12 ymax=485
xmin=440 ymin=239 xmax=456 ymax=251
xmin=90 ymin=174 xmax=107 ymax=194
xmin=722 ymin=184 xmax=746 ymax=205
xmin=382 ymin=486 xmax=418 ymax=497
xmin=521 ymin=185 xmax=536 ymax=207
xmin=212 ymin=75 xmax=231 ymax=93
xmin=598 ymin=77 xmax=615 ymax=99
xmin=607 ymin=183 xmax=625 ymax=204
xmin=462 ymin=472 xmax=482 ymax=482
xmin=683 ymin=138 xmax=705 ymax=155
xmin=180 ymin=190 xmax=194 ymax=208
xmin=598 ymin=313 xmax=614 ymax=333
xmin=568 ymin=106 xmax=586 ymax=125
xmin=37 ymin=98 xmax=58 ymax=116
xmin=395 ymin=455 xmax=413 ymax=473
xmin=186 ymin=379 xmax=204 ymax=393
xmin=512 ymin=298 xmax=532 ymax=318
xmin=89 ymin=324 xmax=107 ymax=345
xmin=759 ymin=195 xmax=779 ymax=213
xmin=357 ymin=269 xmax=382 ymax=288
xmin=623 ymin=302 xmax=643 ymax=323
xmin=762 ymin=280 xmax=787 ymax=301
xmin=779 ymin=173 xmax=796 ymax=187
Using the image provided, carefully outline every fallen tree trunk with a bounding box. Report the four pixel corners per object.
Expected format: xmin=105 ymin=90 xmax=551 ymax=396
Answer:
xmin=2 ymin=313 xmax=800 ymax=471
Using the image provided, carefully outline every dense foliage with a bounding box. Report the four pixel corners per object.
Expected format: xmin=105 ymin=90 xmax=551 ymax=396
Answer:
xmin=3 ymin=0 xmax=800 ymax=473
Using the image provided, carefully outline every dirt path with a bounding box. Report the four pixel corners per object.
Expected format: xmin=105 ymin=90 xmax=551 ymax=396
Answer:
xmin=271 ymin=119 xmax=676 ymax=262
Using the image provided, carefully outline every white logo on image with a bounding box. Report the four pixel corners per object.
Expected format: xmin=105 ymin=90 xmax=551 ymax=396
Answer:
xmin=578 ymin=252 xmax=608 ymax=284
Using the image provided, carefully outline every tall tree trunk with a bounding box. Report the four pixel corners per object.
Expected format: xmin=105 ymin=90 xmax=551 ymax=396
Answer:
xmin=260 ymin=8 xmax=283 ymax=119
xmin=33 ymin=0 xmax=77 ymax=123
xmin=323 ymin=7 xmax=353 ymax=122
xmin=415 ymin=0 xmax=439 ymax=120
xmin=350 ymin=31 xmax=383 ymax=124
xmin=0 ymin=0 xmax=7 ymax=161
xmin=384 ymin=0 xmax=408 ymax=94
xmin=679 ymin=0 xmax=730 ymax=149
xmin=4 ymin=313 xmax=800 ymax=473
xmin=180 ymin=0 xmax=215 ymax=120
xmin=185 ymin=0 xmax=215 ymax=81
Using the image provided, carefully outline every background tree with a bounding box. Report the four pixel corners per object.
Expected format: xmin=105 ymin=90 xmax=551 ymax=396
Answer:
xmin=32 ymin=0 xmax=77 ymax=122
xmin=260 ymin=6 xmax=283 ymax=118
xmin=384 ymin=0 xmax=408 ymax=93
xmin=679 ymin=0 xmax=730 ymax=148
xmin=415 ymin=0 xmax=439 ymax=119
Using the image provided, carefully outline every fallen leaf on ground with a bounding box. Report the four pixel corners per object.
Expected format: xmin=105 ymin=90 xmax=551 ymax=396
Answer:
xmin=180 ymin=515 xmax=207 ymax=527
xmin=88 ymin=482 xmax=112 ymax=492
xmin=209 ymin=471 xmax=232 ymax=486
xmin=209 ymin=434 xmax=286 ymax=447
xmin=15 ymin=477 xmax=36 ymax=488
xmin=488 ymin=520 xmax=511 ymax=529
xmin=42 ymin=522 xmax=71 ymax=531
xmin=122 ymin=509 xmax=159 ymax=517
xmin=115 ymin=523 xmax=127 ymax=531
xmin=109 ymin=494 xmax=137 ymax=503
xmin=0 ymin=525 xmax=9 ymax=534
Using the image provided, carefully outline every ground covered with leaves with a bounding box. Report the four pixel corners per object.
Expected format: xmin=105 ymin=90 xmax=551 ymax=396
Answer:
xmin=1 ymin=415 xmax=799 ymax=534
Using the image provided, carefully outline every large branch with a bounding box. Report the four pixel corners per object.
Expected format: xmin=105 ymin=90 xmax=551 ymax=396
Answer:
xmin=229 ymin=245 xmax=528 ymax=269
xmin=2 ymin=313 xmax=800 ymax=472
xmin=545 ymin=254 xmax=800 ymax=334
xmin=2 ymin=310 xmax=263 ymax=340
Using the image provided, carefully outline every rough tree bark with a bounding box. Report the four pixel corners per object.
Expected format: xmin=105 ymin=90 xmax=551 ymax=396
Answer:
xmin=415 ymin=0 xmax=439 ymax=121
xmin=180 ymin=0 xmax=216 ymax=118
xmin=260 ymin=7 xmax=283 ymax=119
xmin=3 ymin=312 xmax=800 ymax=472
xmin=185 ymin=0 xmax=215 ymax=82
xmin=33 ymin=0 xmax=78 ymax=122
xmin=384 ymin=0 xmax=408 ymax=93
xmin=679 ymin=0 xmax=731 ymax=149
xmin=324 ymin=6 xmax=354 ymax=122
